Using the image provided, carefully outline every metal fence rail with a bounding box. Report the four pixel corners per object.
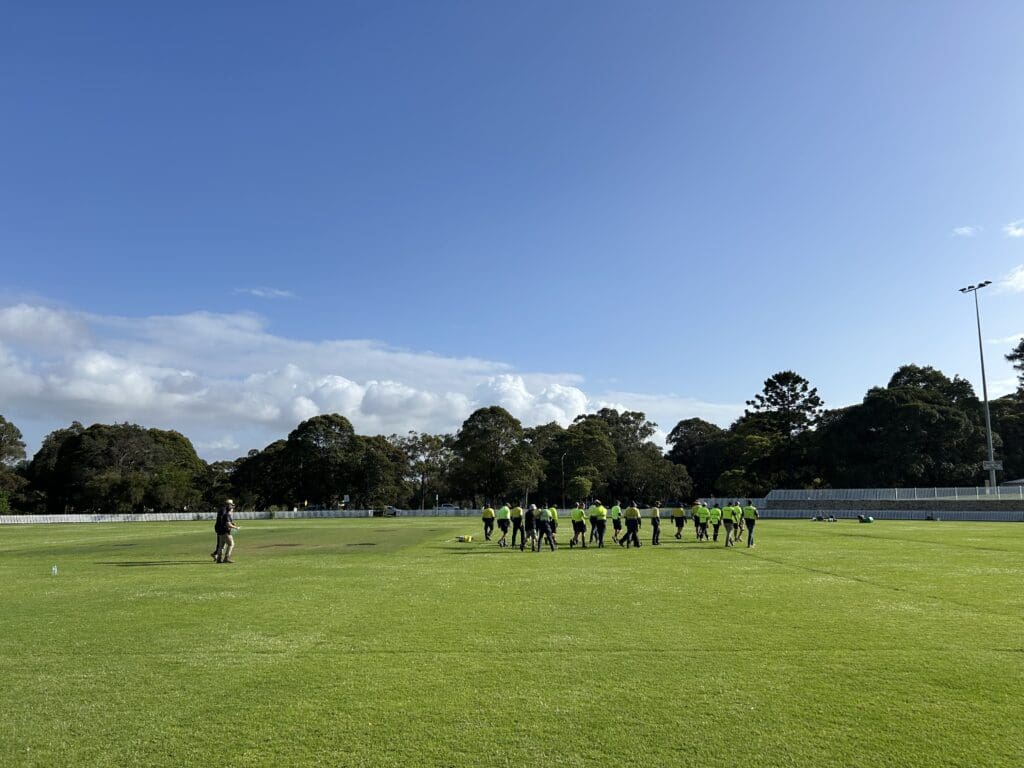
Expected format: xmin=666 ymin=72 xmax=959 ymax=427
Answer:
xmin=768 ymin=487 xmax=1024 ymax=501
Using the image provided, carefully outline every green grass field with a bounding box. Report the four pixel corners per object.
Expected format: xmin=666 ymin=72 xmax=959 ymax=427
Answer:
xmin=2 ymin=518 xmax=1023 ymax=767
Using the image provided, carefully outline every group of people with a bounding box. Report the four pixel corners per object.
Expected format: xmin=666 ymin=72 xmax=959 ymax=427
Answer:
xmin=480 ymin=500 xmax=759 ymax=552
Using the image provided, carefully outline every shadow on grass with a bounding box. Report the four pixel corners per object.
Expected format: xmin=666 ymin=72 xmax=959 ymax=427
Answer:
xmin=443 ymin=548 xmax=527 ymax=555
xmin=96 ymin=560 xmax=210 ymax=567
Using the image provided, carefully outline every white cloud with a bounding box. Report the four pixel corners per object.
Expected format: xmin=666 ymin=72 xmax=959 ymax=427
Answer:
xmin=997 ymin=264 xmax=1024 ymax=293
xmin=952 ymin=226 xmax=980 ymax=237
xmin=1005 ymin=221 xmax=1024 ymax=238
xmin=234 ymin=287 xmax=297 ymax=299
xmin=0 ymin=304 xmax=90 ymax=347
xmin=987 ymin=332 xmax=1024 ymax=345
xmin=0 ymin=302 xmax=745 ymax=461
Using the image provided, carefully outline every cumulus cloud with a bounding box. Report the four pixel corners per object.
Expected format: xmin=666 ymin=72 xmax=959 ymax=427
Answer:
xmin=997 ymin=264 xmax=1024 ymax=293
xmin=1005 ymin=221 xmax=1024 ymax=238
xmin=952 ymin=226 xmax=980 ymax=237
xmin=0 ymin=302 xmax=744 ymax=460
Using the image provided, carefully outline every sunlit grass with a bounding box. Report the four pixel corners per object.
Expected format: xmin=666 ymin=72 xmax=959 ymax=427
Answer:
xmin=2 ymin=518 xmax=1022 ymax=767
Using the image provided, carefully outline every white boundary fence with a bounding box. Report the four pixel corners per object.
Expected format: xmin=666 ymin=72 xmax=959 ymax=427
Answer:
xmin=0 ymin=507 xmax=489 ymax=525
xmin=3 ymin=495 xmax=1023 ymax=525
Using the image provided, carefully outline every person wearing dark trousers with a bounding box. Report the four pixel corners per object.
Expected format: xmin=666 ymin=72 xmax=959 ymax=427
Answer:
xmin=589 ymin=500 xmax=608 ymax=548
xmin=620 ymin=502 xmax=642 ymax=548
xmin=522 ymin=505 xmax=537 ymax=551
xmin=481 ymin=505 xmax=495 ymax=541
xmin=672 ymin=505 xmax=686 ymax=539
xmin=649 ymin=502 xmax=661 ymax=545
xmin=743 ymin=500 xmax=759 ymax=547
xmin=535 ymin=504 xmax=557 ymax=551
xmin=693 ymin=501 xmax=709 ymax=541
xmin=709 ymin=503 xmax=722 ymax=542
xmin=510 ymin=504 xmax=524 ymax=548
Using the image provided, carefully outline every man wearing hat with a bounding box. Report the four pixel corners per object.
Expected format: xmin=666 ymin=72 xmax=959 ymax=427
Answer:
xmin=213 ymin=499 xmax=239 ymax=563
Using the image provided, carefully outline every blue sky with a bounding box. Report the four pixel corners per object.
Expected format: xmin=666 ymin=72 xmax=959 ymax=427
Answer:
xmin=2 ymin=1 xmax=1023 ymax=459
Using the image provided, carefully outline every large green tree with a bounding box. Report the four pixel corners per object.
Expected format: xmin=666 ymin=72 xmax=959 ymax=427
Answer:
xmin=388 ymin=431 xmax=454 ymax=509
xmin=572 ymin=408 xmax=657 ymax=457
xmin=990 ymin=394 xmax=1024 ymax=480
xmin=816 ymin=370 xmax=987 ymax=487
xmin=744 ymin=370 xmax=823 ymax=437
xmin=1007 ymin=338 xmax=1024 ymax=392
xmin=0 ymin=415 xmax=26 ymax=467
xmin=452 ymin=407 xmax=538 ymax=504
xmin=283 ymin=414 xmax=362 ymax=507
xmin=48 ymin=423 xmax=206 ymax=514
xmin=353 ymin=435 xmax=411 ymax=508
xmin=666 ymin=417 xmax=726 ymax=496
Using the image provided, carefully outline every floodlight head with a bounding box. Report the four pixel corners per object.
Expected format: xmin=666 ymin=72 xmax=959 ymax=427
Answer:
xmin=979 ymin=280 xmax=992 ymax=288
xmin=959 ymin=287 xmax=969 ymax=293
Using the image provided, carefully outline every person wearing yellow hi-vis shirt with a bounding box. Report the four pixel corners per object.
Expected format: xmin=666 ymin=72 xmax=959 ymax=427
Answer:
xmin=588 ymin=500 xmax=608 ymax=548
xmin=708 ymin=503 xmax=723 ymax=542
xmin=620 ymin=502 xmax=642 ymax=548
xmin=481 ymin=504 xmax=495 ymax=541
xmin=510 ymin=503 xmax=524 ymax=549
xmin=720 ymin=502 xmax=737 ymax=547
xmin=672 ymin=505 xmax=686 ymax=539
xmin=569 ymin=502 xmax=588 ymax=548
xmin=495 ymin=503 xmax=511 ymax=548
xmin=609 ymin=501 xmax=623 ymax=544
xmin=649 ymin=502 xmax=662 ymax=545
xmin=548 ymin=505 xmax=559 ymax=545
xmin=535 ymin=504 xmax=557 ymax=552
xmin=742 ymin=500 xmax=759 ymax=547
xmin=691 ymin=501 xmax=707 ymax=541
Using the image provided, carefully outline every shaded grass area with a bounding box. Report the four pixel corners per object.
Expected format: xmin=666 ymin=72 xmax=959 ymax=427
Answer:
xmin=2 ymin=519 xmax=1023 ymax=767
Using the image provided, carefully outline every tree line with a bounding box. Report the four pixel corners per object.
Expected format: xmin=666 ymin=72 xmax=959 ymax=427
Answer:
xmin=1 ymin=340 xmax=1021 ymax=514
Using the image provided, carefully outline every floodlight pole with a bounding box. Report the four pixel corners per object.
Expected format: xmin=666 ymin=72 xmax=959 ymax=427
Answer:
xmin=960 ymin=282 xmax=998 ymax=492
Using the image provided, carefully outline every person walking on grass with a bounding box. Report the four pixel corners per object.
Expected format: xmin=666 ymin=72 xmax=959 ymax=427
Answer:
xmin=649 ymin=502 xmax=662 ymax=545
xmin=496 ymin=502 xmax=511 ymax=547
xmin=620 ymin=501 xmax=642 ymax=548
xmin=548 ymin=504 xmax=559 ymax=545
xmin=535 ymin=504 xmax=557 ymax=552
xmin=481 ymin=504 xmax=496 ymax=541
xmin=213 ymin=499 xmax=239 ymax=563
xmin=721 ymin=502 xmax=736 ymax=547
xmin=694 ymin=501 xmax=710 ymax=541
xmin=510 ymin=503 xmax=524 ymax=549
xmin=610 ymin=501 xmax=623 ymax=544
xmin=742 ymin=500 xmax=759 ymax=547
xmin=569 ymin=502 xmax=587 ymax=548
xmin=589 ymin=500 xmax=608 ymax=548
xmin=672 ymin=504 xmax=686 ymax=539
xmin=709 ymin=502 xmax=723 ymax=542
xmin=522 ymin=504 xmax=538 ymax=551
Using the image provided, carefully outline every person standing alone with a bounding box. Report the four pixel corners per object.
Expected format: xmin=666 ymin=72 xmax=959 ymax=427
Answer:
xmin=213 ymin=499 xmax=239 ymax=563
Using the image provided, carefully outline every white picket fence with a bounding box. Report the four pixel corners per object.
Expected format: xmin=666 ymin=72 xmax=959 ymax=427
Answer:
xmin=0 ymin=507 xmax=486 ymax=525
